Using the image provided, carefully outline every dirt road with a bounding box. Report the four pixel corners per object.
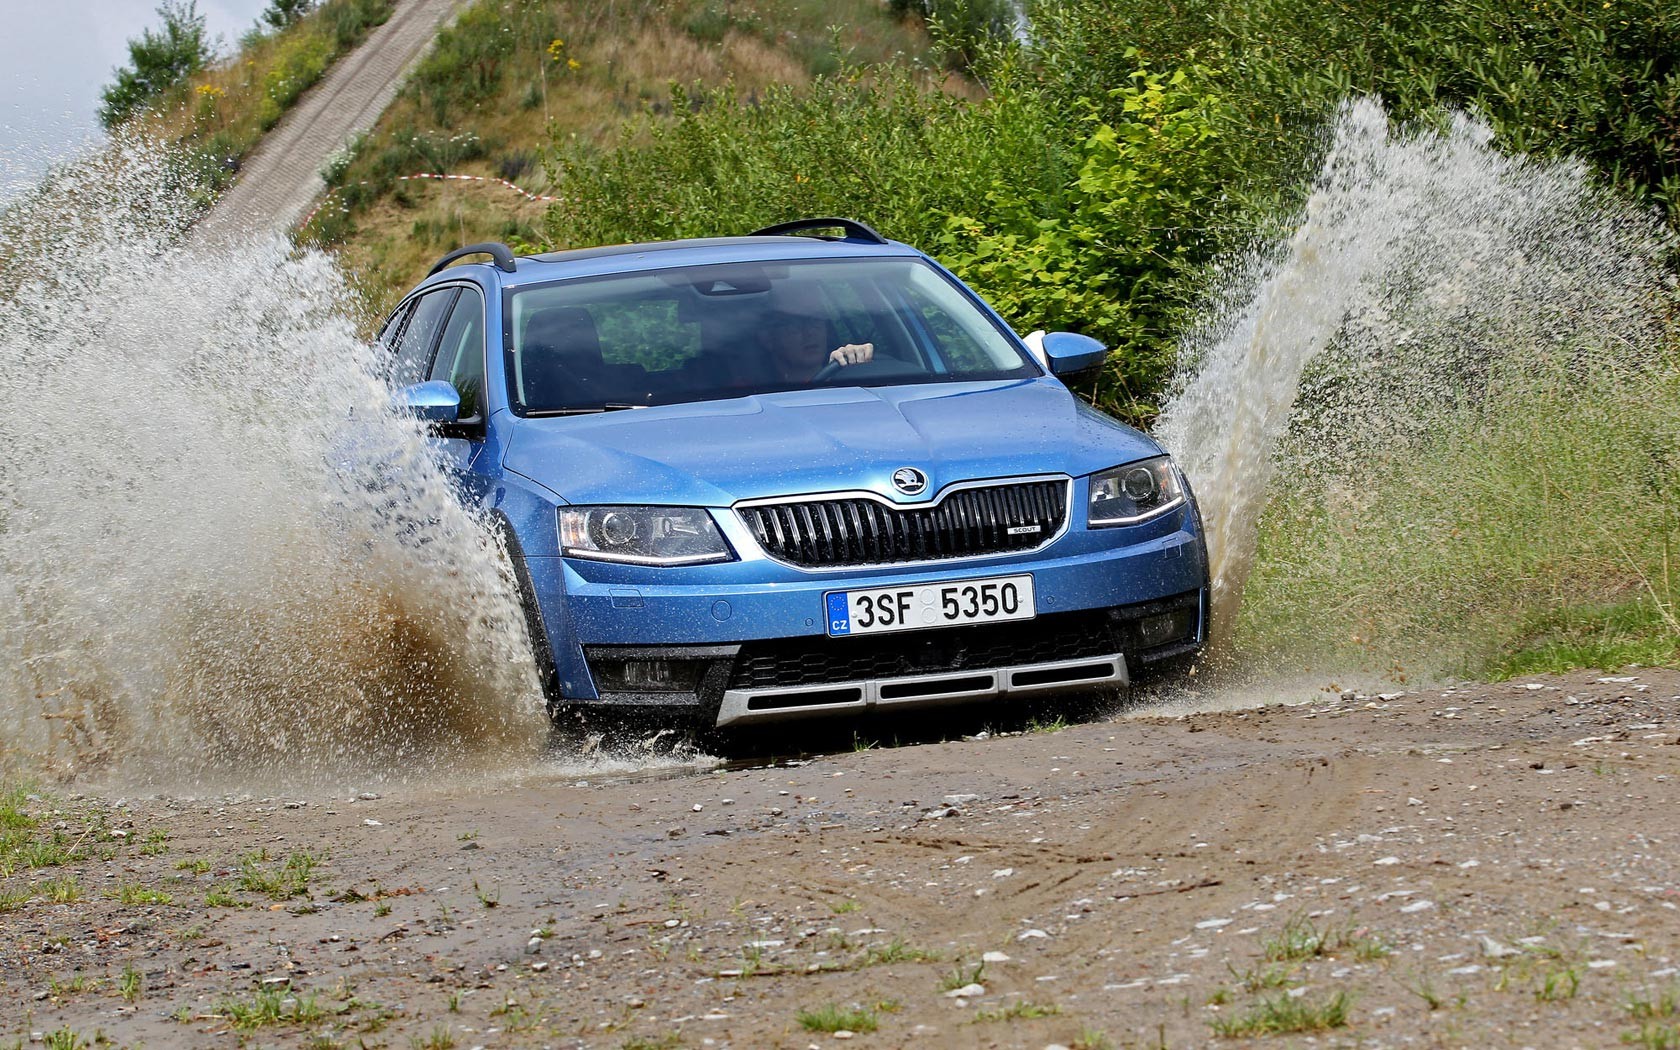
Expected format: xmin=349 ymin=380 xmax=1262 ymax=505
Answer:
xmin=5 ymin=669 xmax=1679 ymax=1048
xmin=196 ymin=0 xmax=466 ymax=239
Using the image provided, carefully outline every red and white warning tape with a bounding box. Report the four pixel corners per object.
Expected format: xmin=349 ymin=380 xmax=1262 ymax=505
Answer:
xmin=298 ymin=171 xmax=559 ymax=229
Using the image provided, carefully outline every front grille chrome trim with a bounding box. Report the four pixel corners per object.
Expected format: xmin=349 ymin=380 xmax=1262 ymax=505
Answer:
xmin=733 ymin=475 xmax=1074 ymax=572
xmin=715 ymin=652 xmax=1126 ymax=728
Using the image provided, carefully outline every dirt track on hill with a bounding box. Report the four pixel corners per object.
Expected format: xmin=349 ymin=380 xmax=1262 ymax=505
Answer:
xmin=197 ymin=0 xmax=466 ymax=239
xmin=5 ymin=669 xmax=1680 ymax=1049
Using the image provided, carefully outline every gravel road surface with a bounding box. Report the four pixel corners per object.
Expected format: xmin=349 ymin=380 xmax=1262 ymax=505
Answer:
xmin=5 ymin=669 xmax=1679 ymax=1048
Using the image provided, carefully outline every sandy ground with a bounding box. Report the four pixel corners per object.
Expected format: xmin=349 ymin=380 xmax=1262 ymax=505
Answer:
xmin=5 ymin=668 xmax=1680 ymax=1049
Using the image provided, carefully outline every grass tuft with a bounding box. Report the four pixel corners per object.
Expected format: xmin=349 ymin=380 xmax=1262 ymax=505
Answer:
xmin=1211 ymin=990 xmax=1353 ymax=1037
xmin=797 ymin=1003 xmax=880 ymax=1034
xmin=974 ymin=1000 xmax=1062 ymax=1022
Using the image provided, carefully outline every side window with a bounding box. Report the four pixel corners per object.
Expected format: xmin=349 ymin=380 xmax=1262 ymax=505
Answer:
xmin=378 ymin=301 xmax=413 ymax=352
xmin=428 ymin=287 xmax=486 ymax=421
xmin=390 ymin=289 xmax=457 ymax=387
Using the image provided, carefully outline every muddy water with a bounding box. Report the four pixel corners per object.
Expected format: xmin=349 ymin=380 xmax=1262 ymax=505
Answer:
xmin=0 ymin=140 xmax=546 ymax=785
xmin=1154 ymin=99 xmax=1672 ymax=653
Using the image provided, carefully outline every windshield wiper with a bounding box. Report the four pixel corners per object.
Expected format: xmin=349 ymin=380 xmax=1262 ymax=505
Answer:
xmin=523 ymin=403 xmax=644 ymax=417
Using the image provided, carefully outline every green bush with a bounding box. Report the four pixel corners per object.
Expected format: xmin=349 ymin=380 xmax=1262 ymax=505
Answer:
xmin=937 ymin=66 xmax=1237 ymax=414
xmin=99 ymin=1 xmax=212 ymax=128
xmin=1029 ymin=0 xmax=1680 ymax=220
xmin=888 ymin=0 xmax=1017 ymax=70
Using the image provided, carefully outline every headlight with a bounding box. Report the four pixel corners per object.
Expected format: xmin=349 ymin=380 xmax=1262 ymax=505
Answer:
xmin=559 ymin=506 xmax=734 ymax=565
xmin=1088 ymin=456 xmax=1185 ymax=526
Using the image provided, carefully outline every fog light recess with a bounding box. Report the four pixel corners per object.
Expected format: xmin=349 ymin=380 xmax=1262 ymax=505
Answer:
xmin=593 ymin=659 xmax=707 ymax=693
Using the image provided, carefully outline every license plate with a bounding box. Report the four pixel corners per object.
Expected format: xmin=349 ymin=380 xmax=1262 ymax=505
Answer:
xmin=824 ymin=574 xmax=1035 ymax=637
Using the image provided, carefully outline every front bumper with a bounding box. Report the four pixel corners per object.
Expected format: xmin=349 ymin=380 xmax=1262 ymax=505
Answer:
xmin=524 ymin=502 xmax=1208 ymax=726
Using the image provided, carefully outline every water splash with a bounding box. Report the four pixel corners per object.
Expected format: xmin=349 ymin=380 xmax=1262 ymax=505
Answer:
xmin=1155 ymin=99 xmax=1673 ymax=659
xmin=0 ymin=138 xmax=547 ymax=785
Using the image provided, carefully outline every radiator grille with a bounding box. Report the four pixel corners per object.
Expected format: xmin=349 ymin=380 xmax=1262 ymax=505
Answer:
xmin=737 ymin=479 xmax=1067 ymax=568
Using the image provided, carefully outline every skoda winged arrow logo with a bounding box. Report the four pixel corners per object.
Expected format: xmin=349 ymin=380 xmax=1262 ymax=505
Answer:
xmin=891 ymin=467 xmax=929 ymax=496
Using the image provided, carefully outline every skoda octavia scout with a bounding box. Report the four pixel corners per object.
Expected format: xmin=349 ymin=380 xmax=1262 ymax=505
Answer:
xmin=378 ymin=218 xmax=1209 ymax=732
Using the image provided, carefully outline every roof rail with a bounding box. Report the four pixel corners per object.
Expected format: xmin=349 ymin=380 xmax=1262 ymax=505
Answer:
xmin=748 ymin=218 xmax=888 ymax=245
xmin=427 ymin=242 xmax=517 ymax=277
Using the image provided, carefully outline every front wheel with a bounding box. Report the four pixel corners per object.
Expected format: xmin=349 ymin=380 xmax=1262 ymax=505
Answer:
xmin=490 ymin=518 xmax=565 ymax=717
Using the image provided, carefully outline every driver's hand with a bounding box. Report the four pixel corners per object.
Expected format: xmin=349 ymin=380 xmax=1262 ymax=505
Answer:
xmin=828 ymin=342 xmax=874 ymax=367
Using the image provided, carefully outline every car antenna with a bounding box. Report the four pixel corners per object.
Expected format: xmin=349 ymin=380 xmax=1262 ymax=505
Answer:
xmin=427 ymin=242 xmax=518 ymax=276
xmin=747 ymin=218 xmax=888 ymax=245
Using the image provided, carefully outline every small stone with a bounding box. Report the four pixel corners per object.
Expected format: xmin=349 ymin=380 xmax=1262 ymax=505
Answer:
xmin=363 ymin=819 xmax=382 ymax=827
xmin=943 ymin=794 xmax=980 ymax=806
xmin=1480 ymin=936 xmax=1519 ymax=959
xmin=1374 ymin=856 xmax=1400 ymax=866
xmin=992 ymin=868 xmax=1014 ymax=879
xmin=944 ymin=983 xmax=986 ymax=998
xmin=1017 ymin=929 xmax=1049 ymax=941
xmin=460 ymin=841 xmax=480 ymax=850
xmin=1196 ymin=918 xmax=1232 ymax=930
xmin=981 ymin=951 xmax=1011 ymax=963
xmin=531 ymin=961 xmax=548 ymax=972
xmin=693 ymin=804 xmax=704 ymax=812
xmin=1399 ymin=900 xmax=1435 ymax=913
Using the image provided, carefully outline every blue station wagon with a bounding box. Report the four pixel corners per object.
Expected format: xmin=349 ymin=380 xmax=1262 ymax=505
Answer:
xmin=379 ymin=219 xmax=1208 ymax=734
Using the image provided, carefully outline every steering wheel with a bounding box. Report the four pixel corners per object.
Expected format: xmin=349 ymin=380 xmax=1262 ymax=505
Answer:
xmin=810 ymin=358 xmax=845 ymax=383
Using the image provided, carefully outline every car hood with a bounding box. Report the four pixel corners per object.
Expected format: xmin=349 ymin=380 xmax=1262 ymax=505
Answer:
xmin=501 ymin=378 xmax=1162 ymax=506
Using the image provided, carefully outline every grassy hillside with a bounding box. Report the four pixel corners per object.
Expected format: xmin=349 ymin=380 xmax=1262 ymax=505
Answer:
xmin=142 ymin=0 xmax=395 ymax=203
xmin=299 ymin=0 xmax=949 ymax=307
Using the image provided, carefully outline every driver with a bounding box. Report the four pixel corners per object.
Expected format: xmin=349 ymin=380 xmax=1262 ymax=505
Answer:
xmin=759 ymin=285 xmax=873 ymax=383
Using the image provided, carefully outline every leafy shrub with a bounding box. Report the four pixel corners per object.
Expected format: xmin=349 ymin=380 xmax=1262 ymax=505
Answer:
xmin=938 ymin=66 xmax=1237 ymax=414
xmin=99 ymin=1 xmax=212 ymax=128
xmin=888 ymin=0 xmax=1016 ymax=69
xmin=1030 ymin=0 xmax=1680 ymax=220
xmin=262 ymin=0 xmax=316 ymax=30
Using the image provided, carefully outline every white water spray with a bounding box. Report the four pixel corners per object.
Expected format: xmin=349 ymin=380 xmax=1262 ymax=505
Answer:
xmin=0 ymin=139 xmax=547 ymax=784
xmin=1155 ymin=99 xmax=1673 ymax=655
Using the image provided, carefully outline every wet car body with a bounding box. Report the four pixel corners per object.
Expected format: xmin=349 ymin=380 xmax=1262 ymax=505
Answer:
xmin=379 ymin=220 xmax=1208 ymax=731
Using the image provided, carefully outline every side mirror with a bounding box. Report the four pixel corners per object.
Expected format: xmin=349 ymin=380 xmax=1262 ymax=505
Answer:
xmin=1041 ymin=331 xmax=1109 ymax=377
xmin=394 ymin=379 xmax=461 ymax=423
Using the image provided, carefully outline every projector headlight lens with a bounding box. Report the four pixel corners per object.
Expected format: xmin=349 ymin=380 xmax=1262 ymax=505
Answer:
xmin=1089 ymin=456 xmax=1185 ymax=526
xmin=559 ymin=506 xmax=734 ymax=565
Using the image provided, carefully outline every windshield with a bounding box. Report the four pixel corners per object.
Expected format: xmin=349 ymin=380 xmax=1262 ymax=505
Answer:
xmin=504 ymin=257 xmax=1038 ymax=414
